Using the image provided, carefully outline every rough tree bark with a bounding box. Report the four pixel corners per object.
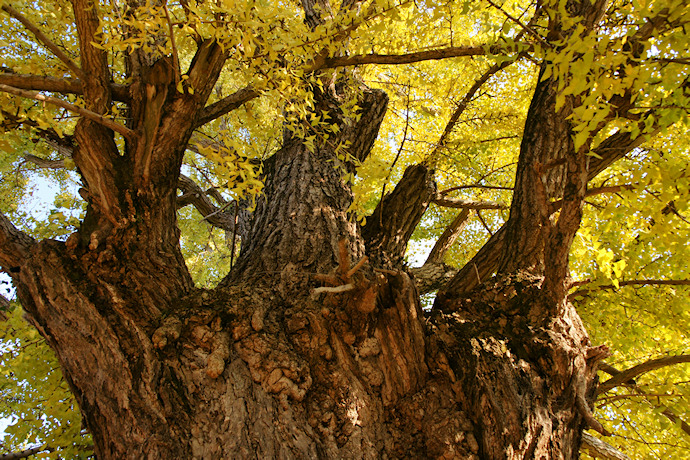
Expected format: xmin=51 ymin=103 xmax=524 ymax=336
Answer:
xmin=0 ymin=0 xmax=634 ymax=458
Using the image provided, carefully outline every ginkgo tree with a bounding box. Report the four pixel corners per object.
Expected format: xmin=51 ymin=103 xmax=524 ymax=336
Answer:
xmin=1 ymin=0 xmax=689 ymax=458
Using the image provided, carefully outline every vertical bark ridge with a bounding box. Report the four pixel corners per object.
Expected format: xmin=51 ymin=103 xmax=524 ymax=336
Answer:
xmin=16 ymin=241 xmax=187 ymax=458
xmin=224 ymin=141 xmax=362 ymax=286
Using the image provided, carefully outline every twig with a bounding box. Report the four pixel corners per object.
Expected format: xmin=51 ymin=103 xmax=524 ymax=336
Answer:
xmin=346 ymin=256 xmax=368 ymax=279
xmin=473 ymin=263 xmax=482 ymax=285
xmin=484 ymin=0 xmax=550 ymax=48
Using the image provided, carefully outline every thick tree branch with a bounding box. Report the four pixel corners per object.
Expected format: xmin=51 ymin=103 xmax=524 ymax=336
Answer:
xmin=0 ymin=72 xmax=129 ymax=101
xmin=343 ymin=88 xmax=389 ymax=163
xmin=436 ymin=226 xmax=506 ymax=303
xmin=1 ymin=5 xmax=84 ymax=79
xmin=320 ymin=44 xmax=513 ymax=69
xmin=588 ymin=125 xmax=660 ymax=180
xmin=598 ymin=355 xmax=690 ymax=394
xmin=409 ymin=263 xmax=458 ymax=294
xmin=437 ymin=120 xmax=664 ymax=301
xmin=363 ymin=164 xmax=436 ymax=268
xmin=408 ymin=210 xmax=471 ymax=294
xmin=185 ymin=40 xmax=231 ymax=112
xmin=194 ymin=86 xmax=259 ymax=129
xmin=0 ymin=212 xmax=35 ymax=272
xmin=71 ymin=0 xmax=111 ymax=110
xmin=21 ymin=153 xmax=67 ymax=169
xmin=0 ymin=84 xmax=136 ymax=139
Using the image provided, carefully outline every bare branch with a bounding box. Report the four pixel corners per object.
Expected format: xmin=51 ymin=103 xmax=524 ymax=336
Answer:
xmin=430 ymin=58 xmax=522 ymax=159
xmin=570 ymin=279 xmax=690 ymax=298
xmin=0 ymin=72 xmax=129 ymax=101
xmin=440 ymin=184 xmax=513 ymax=194
xmin=1 ymin=5 xmax=84 ymax=79
xmin=598 ymin=354 xmax=690 ymax=394
xmin=0 ymin=211 xmax=35 ymax=272
xmin=194 ymin=86 xmax=260 ymax=129
xmin=0 ymin=84 xmax=136 ymax=139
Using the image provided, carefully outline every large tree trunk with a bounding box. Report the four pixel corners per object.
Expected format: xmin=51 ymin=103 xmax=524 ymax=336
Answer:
xmin=0 ymin=0 xmax=617 ymax=458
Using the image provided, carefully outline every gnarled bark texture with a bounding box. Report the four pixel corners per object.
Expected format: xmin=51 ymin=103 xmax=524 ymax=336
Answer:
xmin=0 ymin=0 xmax=633 ymax=458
